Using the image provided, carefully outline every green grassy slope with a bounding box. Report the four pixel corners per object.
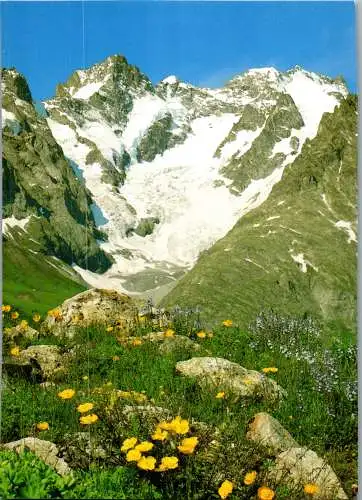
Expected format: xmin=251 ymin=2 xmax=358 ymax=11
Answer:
xmin=2 ymin=238 xmax=86 ymax=318
xmin=161 ymin=96 xmax=357 ymax=335
xmin=1 ymin=314 xmax=357 ymax=498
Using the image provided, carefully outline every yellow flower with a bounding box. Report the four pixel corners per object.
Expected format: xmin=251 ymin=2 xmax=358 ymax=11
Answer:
xmin=36 ymin=422 xmax=49 ymax=431
xmin=2 ymin=305 xmax=11 ymax=312
xmin=77 ymin=402 xmax=94 ymax=413
xmin=158 ymin=416 xmax=189 ymax=434
xmin=118 ymin=390 xmax=132 ymax=399
xmin=170 ymin=416 xmax=189 ymax=434
xmin=244 ymin=470 xmax=257 ymax=485
xmin=121 ymin=437 xmax=138 ymax=452
xmin=137 ymin=455 xmax=156 ymax=471
xmin=32 ymin=313 xmax=41 ymax=323
xmin=257 ymin=486 xmax=275 ymax=500
xmin=222 ymin=319 xmax=233 ymax=327
xmin=196 ymin=331 xmax=206 ymax=339
xmin=48 ymin=308 xmax=62 ymax=319
xmin=262 ymin=367 xmax=278 ymax=374
xmin=218 ymin=480 xmax=233 ymax=499
xmin=112 ymin=355 xmax=120 ymax=361
xmin=177 ymin=436 xmax=198 ymax=454
xmin=79 ymin=413 xmax=99 ymax=425
xmin=208 ymin=332 xmax=214 ymax=338
xmin=152 ymin=427 xmax=169 ymax=441
xmin=82 ymin=375 xmax=89 ymax=381
xmin=132 ymin=391 xmax=147 ymax=403
xmin=135 ymin=441 xmax=154 ymax=453
xmin=132 ymin=339 xmax=142 ymax=346
xmin=304 ymin=484 xmax=320 ymax=495
xmin=158 ymin=456 xmax=179 ymax=471
xmin=10 ymin=346 xmax=21 ymax=357
xmin=57 ymin=388 xmax=76 ymax=400
xmin=19 ymin=320 xmax=28 ymax=330
xmin=164 ymin=329 xmax=175 ymax=338
xmin=216 ymin=391 xmax=225 ymax=399
xmin=126 ymin=449 xmax=142 ymax=462
xmin=117 ymin=390 xmax=147 ymax=403
xmin=11 ymin=311 xmax=19 ymax=320
xmin=106 ymin=326 xmax=114 ymax=332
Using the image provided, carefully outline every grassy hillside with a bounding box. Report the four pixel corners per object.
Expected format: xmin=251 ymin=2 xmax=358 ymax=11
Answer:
xmin=3 ymin=238 xmax=86 ymax=318
xmin=1 ymin=309 xmax=357 ymax=499
xmin=161 ymin=96 xmax=357 ymax=336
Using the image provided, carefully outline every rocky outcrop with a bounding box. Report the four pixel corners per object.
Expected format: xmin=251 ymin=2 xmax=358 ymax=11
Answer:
xmin=2 ymin=438 xmax=71 ymax=477
xmin=268 ymin=447 xmax=348 ymax=499
xmin=175 ymin=357 xmax=286 ymax=403
xmin=121 ymin=331 xmax=207 ymax=355
xmin=18 ymin=345 xmax=70 ymax=381
xmin=2 ymin=68 xmax=112 ymax=273
xmin=41 ymin=288 xmax=138 ymax=337
xmin=246 ymin=412 xmax=299 ymax=455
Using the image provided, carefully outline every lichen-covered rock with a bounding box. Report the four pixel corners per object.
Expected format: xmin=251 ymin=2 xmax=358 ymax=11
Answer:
xmin=2 ymin=438 xmax=71 ymax=477
xmin=60 ymin=432 xmax=107 ymax=468
xmin=175 ymin=357 xmax=286 ymax=403
xmin=268 ymin=447 xmax=348 ymax=499
xmin=19 ymin=345 xmax=70 ymax=381
xmin=122 ymin=331 xmax=208 ymax=355
xmin=3 ymin=324 xmax=39 ymax=342
xmin=246 ymin=412 xmax=299 ymax=455
xmin=41 ymin=288 xmax=138 ymax=337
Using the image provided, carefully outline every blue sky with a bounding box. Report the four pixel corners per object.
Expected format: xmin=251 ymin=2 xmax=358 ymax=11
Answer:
xmin=1 ymin=1 xmax=357 ymax=101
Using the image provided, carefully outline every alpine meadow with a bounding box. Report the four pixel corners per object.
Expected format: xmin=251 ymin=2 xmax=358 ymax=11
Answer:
xmin=0 ymin=2 xmax=358 ymax=499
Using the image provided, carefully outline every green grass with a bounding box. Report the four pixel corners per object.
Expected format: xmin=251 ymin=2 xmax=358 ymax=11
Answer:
xmin=1 ymin=310 xmax=357 ymax=499
xmin=3 ymin=240 xmax=86 ymax=318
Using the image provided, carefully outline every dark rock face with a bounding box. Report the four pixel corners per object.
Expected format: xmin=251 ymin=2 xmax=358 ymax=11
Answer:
xmin=2 ymin=68 xmax=112 ymax=273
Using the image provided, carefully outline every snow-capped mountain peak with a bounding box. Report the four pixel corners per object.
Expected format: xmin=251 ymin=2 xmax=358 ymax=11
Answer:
xmin=36 ymin=56 xmax=350 ymax=298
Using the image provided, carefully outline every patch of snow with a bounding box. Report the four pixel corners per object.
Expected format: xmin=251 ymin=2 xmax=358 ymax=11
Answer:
xmin=271 ymin=136 xmax=292 ymax=156
xmin=335 ymin=220 xmax=357 ymax=243
xmin=122 ymin=93 xmax=187 ymax=162
xmin=161 ymin=75 xmax=178 ymax=85
xmin=2 ymin=216 xmax=31 ymax=234
xmin=267 ymin=215 xmax=280 ymax=221
xmin=245 ymin=257 xmax=270 ymax=273
xmin=1 ymin=109 xmax=21 ymax=134
xmin=289 ymin=251 xmax=318 ymax=272
xmin=72 ymin=81 xmax=105 ymax=100
xmin=283 ymin=70 xmax=346 ymax=142
xmin=277 ymin=200 xmax=286 ymax=206
xmin=2 ymin=108 xmax=17 ymax=125
xmin=279 ymin=225 xmax=302 ymax=235
xmin=219 ymin=126 xmax=263 ymax=162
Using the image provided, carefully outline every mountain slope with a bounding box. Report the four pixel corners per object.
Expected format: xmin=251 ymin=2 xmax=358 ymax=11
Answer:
xmin=42 ymin=57 xmax=348 ymax=299
xmin=3 ymin=237 xmax=86 ymax=317
xmin=161 ymin=95 xmax=357 ymax=333
xmin=1 ymin=68 xmax=112 ymax=272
